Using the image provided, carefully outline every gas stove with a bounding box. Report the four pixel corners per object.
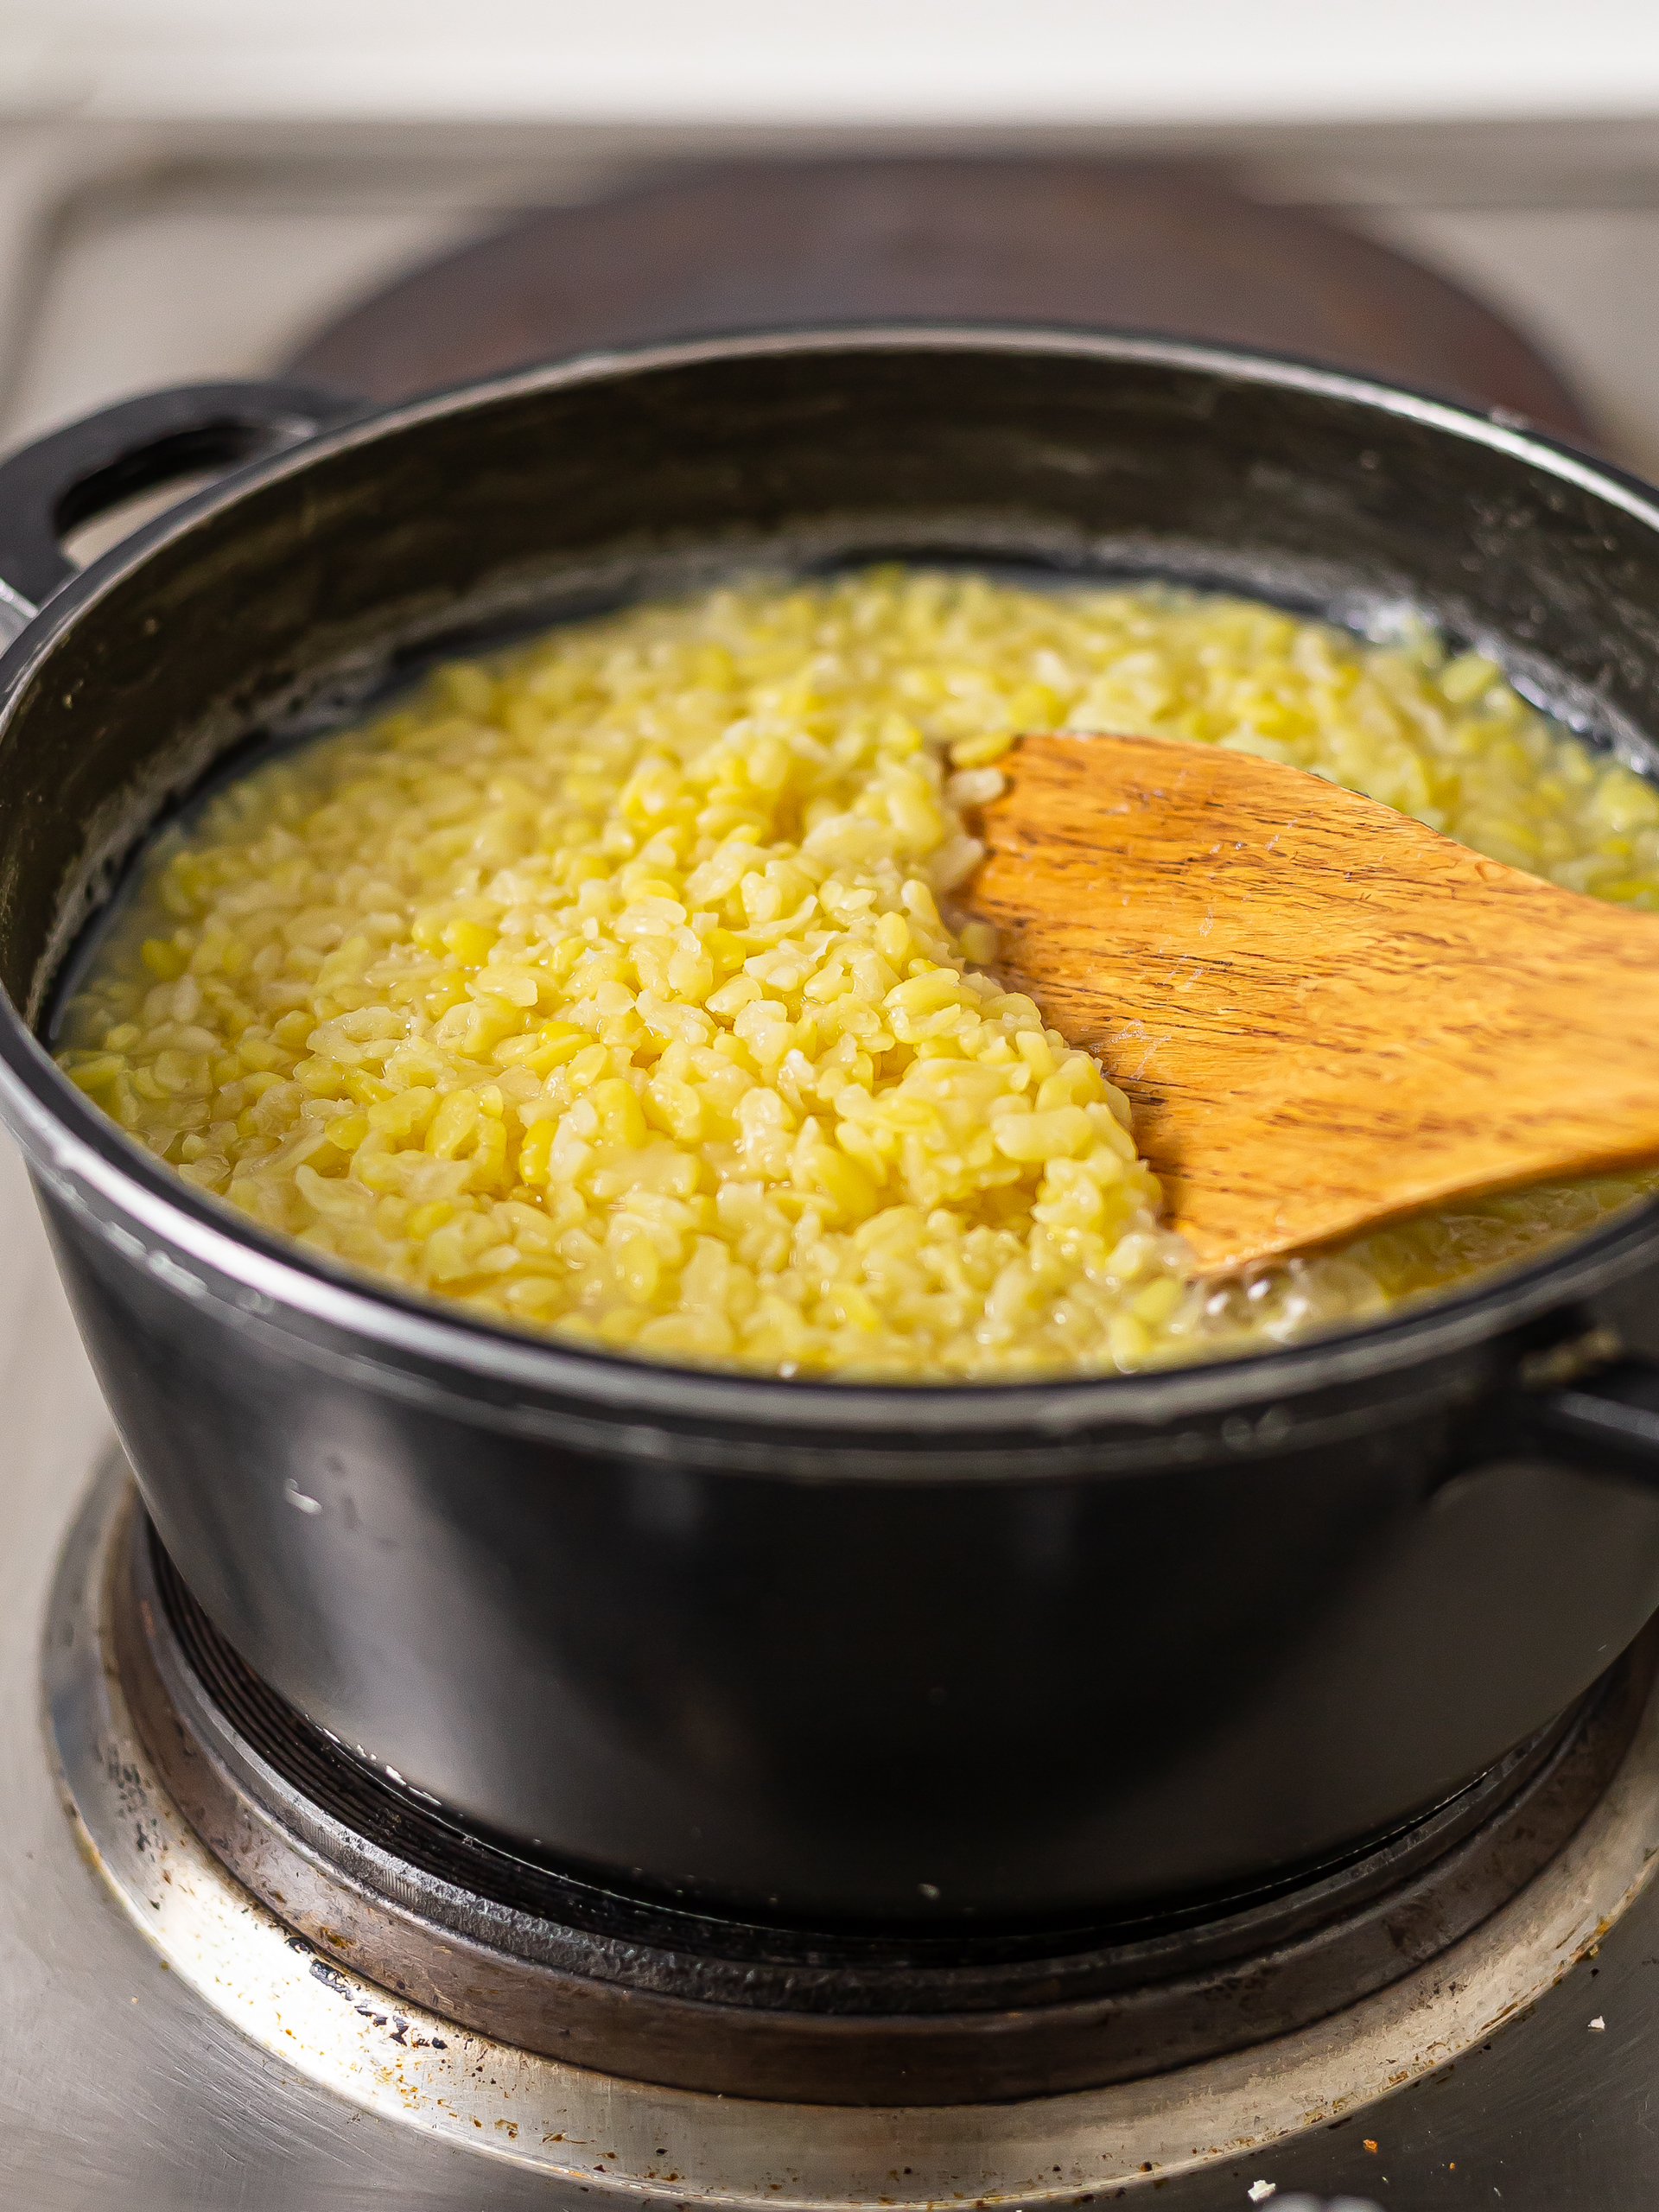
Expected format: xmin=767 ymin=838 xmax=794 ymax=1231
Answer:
xmin=39 ymin=1435 xmax=1659 ymax=2211
xmin=10 ymin=123 xmax=1659 ymax=2211
xmin=15 ymin=1361 xmax=1659 ymax=2210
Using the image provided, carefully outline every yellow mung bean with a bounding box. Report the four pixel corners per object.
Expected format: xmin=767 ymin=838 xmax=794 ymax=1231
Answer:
xmin=54 ymin=569 xmax=1659 ymax=1377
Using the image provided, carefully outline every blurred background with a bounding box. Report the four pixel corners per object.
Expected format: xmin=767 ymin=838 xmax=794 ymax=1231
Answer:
xmin=3 ymin=2 xmax=1659 ymax=483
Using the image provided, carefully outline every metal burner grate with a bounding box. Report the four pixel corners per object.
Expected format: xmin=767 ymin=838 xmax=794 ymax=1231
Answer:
xmin=48 ymin=1459 xmax=1659 ymax=2198
xmin=120 ymin=1494 xmax=1650 ymax=2105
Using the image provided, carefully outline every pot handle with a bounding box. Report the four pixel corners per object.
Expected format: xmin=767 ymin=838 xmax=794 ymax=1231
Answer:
xmin=0 ymin=378 xmax=365 ymax=644
xmin=1516 ymin=1351 xmax=1659 ymax=1489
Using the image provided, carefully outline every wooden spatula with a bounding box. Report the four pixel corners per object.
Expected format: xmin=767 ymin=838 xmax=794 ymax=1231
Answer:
xmin=963 ymin=730 xmax=1659 ymax=1274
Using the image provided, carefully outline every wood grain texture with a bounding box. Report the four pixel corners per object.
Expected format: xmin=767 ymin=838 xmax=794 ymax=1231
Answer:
xmin=966 ymin=732 xmax=1659 ymax=1273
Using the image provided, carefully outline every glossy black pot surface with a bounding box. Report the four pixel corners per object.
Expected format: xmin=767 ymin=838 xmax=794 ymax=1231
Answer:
xmin=6 ymin=331 xmax=1659 ymax=1931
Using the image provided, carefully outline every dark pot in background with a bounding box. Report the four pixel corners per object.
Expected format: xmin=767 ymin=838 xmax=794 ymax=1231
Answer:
xmin=5 ymin=329 xmax=1659 ymax=1929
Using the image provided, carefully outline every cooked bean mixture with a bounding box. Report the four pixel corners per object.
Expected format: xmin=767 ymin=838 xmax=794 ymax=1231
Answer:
xmin=55 ymin=571 xmax=1659 ymax=1376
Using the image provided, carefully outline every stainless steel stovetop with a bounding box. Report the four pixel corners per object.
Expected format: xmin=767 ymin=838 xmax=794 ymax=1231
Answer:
xmin=10 ymin=119 xmax=1659 ymax=2210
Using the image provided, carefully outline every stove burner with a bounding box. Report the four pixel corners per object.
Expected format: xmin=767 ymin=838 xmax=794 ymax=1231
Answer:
xmin=118 ymin=1485 xmax=1647 ymax=2106
xmin=50 ymin=1458 xmax=1659 ymax=2197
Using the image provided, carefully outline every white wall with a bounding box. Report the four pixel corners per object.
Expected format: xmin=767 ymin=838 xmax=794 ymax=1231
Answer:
xmin=6 ymin=1 xmax=1659 ymax=129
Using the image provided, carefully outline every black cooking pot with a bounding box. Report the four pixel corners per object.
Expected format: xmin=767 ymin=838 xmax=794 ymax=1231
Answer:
xmin=8 ymin=330 xmax=1659 ymax=1932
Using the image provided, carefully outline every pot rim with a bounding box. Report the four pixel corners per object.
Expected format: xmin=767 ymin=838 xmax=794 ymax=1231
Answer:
xmin=5 ymin=319 xmax=1659 ymax=1438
